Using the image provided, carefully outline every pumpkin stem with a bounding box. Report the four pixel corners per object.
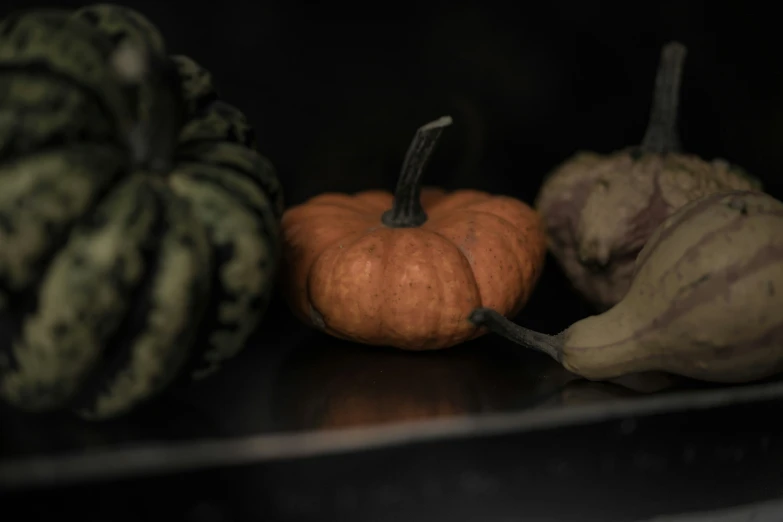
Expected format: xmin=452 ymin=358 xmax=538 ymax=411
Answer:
xmin=382 ymin=115 xmax=453 ymax=228
xmin=640 ymin=41 xmax=687 ymax=155
xmin=111 ymin=41 xmax=185 ymax=174
xmin=469 ymin=308 xmax=564 ymax=363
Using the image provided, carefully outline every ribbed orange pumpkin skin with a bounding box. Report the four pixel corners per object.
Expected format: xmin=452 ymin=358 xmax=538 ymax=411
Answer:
xmin=281 ymin=187 xmax=547 ymax=350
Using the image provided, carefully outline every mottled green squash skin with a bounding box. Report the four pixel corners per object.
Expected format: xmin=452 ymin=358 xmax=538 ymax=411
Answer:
xmin=72 ymin=4 xmax=166 ymax=55
xmin=71 ymin=3 xmax=169 ymax=139
xmin=0 ymin=11 xmax=131 ymax=157
xmin=172 ymin=55 xmax=218 ymax=118
xmin=171 ymin=59 xmax=284 ymax=380
xmin=0 ymin=5 xmax=283 ymax=419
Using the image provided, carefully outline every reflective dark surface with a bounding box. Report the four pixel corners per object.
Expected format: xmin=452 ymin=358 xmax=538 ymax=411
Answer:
xmin=4 ymin=376 xmax=783 ymax=522
xmin=0 ymin=289 xmax=727 ymax=460
xmin=3 ymin=292 xmax=783 ymax=522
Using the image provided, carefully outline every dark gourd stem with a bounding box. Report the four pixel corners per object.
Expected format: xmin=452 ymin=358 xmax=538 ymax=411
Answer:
xmin=469 ymin=308 xmax=564 ymax=363
xmin=111 ymin=42 xmax=185 ymax=174
xmin=382 ymin=116 xmax=453 ymax=228
xmin=640 ymin=41 xmax=687 ymax=155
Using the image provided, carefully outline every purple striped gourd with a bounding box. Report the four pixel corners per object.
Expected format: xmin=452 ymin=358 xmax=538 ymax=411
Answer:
xmin=536 ymin=41 xmax=762 ymax=311
xmin=470 ymin=190 xmax=783 ymax=383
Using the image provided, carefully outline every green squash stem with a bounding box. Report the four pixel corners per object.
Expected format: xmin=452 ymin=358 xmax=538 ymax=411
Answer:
xmin=469 ymin=307 xmax=565 ymax=363
xmin=381 ymin=115 xmax=453 ymax=228
xmin=110 ymin=41 xmax=185 ymax=173
xmin=640 ymin=41 xmax=687 ymax=155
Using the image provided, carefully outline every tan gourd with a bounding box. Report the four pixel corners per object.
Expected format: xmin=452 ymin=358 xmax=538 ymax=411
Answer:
xmin=536 ymin=42 xmax=762 ymax=311
xmin=471 ymin=190 xmax=783 ymax=383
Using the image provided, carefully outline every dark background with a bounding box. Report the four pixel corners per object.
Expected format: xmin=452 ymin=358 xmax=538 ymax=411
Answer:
xmin=2 ymin=0 xmax=783 ymax=448
xmin=4 ymin=0 xmax=781 ymax=332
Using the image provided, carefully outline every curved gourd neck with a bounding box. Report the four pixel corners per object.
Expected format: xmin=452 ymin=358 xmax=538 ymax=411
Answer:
xmin=562 ymin=305 xmax=652 ymax=379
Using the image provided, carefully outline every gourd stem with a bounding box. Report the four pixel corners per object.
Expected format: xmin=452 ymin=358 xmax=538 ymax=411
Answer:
xmin=469 ymin=307 xmax=564 ymax=363
xmin=640 ymin=41 xmax=687 ymax=155
xmin=111 ymin=42 xmax=184 ymax=174
xmin=382 ymin=116 xmax=453 ymax=228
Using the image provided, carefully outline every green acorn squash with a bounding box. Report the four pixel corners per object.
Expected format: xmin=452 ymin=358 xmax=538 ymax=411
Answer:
xmin=0 ymin=4 xmax=283 ymax=420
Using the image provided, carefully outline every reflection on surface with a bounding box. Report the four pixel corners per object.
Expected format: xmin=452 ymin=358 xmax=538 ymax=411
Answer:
xmin=533 ymin=380 xmax=644 ymax=408
xmin=270 ymin=330 xmax=721 ymax=431
xmin=0 ymin=319 xmax=720 ymax=458
xmin=271 ymin=334 xmax=668 ymax=431
xmin=272 ymin=337 xmax=543 ymax=430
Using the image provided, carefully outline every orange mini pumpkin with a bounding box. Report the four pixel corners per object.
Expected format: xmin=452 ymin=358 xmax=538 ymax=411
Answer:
xmin=281 ymin=116 xmax=547 ymax=350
